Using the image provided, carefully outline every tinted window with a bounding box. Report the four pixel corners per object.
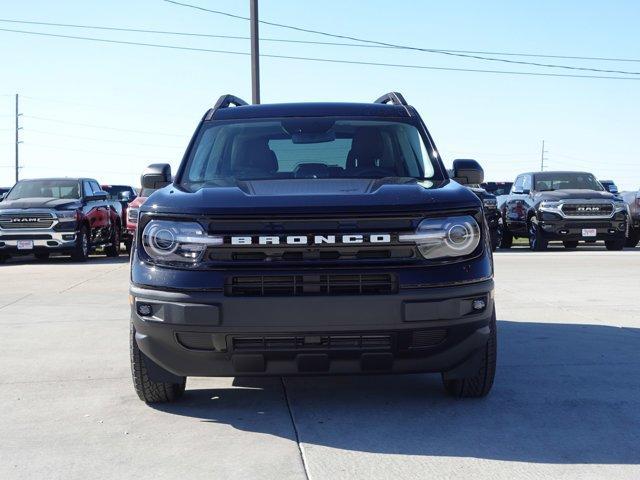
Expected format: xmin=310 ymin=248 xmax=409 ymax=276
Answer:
xmin=534 ymin=172 xmax=603 ymax=191
xmin=6 ymin=179 xmax=80 ymax=200
xmin=180 ymin=118 xmax=437 ymax=189
xmin=83 ymin=181 xmax=93 ymax=197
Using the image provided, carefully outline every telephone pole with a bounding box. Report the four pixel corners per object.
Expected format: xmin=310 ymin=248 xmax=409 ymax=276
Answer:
xmin=14 ymin=93 xmax=22 ymax=183
xmin=540 ymin=140 xmax=548 ymax=171
xmin=250 ymin=0 xmax=260 ymax=104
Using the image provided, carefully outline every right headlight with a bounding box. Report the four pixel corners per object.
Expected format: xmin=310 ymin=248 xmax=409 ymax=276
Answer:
xmin=399 ymin=215 xmax=481 ymax=259
xmin=141 ymin=219 xmax=222 ymax=265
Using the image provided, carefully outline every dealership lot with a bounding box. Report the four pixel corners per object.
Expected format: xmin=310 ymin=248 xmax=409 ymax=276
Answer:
xmin=1 ymin=250 xmax=639 ymax=480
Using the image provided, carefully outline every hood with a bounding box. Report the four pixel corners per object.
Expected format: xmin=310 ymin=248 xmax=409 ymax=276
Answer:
xmin=143 ymin=178 xmax=481 ymax=215
xmin=0 ymin=197 xmax=81 ymax=210
xmin=533 ymin=189 xmax=617 ymax=202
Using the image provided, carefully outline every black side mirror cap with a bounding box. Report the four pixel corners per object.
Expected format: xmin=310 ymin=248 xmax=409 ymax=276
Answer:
xmin=451 ymin=159 xmax=484 ymax=185
xmin=141 ymin=163 xmax=172 ymax=190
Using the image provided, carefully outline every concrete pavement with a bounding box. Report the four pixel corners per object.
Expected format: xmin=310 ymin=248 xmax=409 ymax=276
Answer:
xmin=0 ymin=249 xmax=638 ymax=479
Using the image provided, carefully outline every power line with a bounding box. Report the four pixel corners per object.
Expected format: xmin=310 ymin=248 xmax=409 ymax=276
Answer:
xmin=22 ymin=114 xmax=184 ymax=136
xmin=25 ymin=143 xmax=178 ymax=160
xmin=161 ymin=0 xmax=640 ymax=76
xmin=1 ymin=27 xmax=638 ymax=81
xmin=2 ymin=17 xmax=638 ymax=63
xmin=26 ymin=128 xmax=185 ymax=148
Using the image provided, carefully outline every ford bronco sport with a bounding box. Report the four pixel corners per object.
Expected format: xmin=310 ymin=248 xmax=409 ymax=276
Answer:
xmin=129 ymin=93 xmax=496 ymax=403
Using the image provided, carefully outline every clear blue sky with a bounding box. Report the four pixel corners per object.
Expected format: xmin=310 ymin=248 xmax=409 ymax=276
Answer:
xmin=0 ymin=0 xmax=638 ymax=189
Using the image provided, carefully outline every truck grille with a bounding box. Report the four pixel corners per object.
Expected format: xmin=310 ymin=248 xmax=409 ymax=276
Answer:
xmin=0 ymin=212 xmax=55 ymax=229
xmin=231 ymin=333 xmax=393 ymax=352
xmin=225 ymin=273 xmax=397 ymax=296
xmin=561 ymin=203 xmax=613 ymax=217
xmin=203 ymin=213 xmax=423 ymax=265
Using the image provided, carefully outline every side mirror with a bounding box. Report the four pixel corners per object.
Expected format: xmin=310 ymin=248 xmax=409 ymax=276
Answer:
xmin=451 ymin=159 xmax=484 ymax=185
xmin=141 ymin=163 xmax=172 ymax=190
xmin=87 ymin=190 xmax=108 ymax=201
xmin=118 ymin=191 xmax=133 ymax=202
xmin=522 ymin=188 xmax=531 ymax=195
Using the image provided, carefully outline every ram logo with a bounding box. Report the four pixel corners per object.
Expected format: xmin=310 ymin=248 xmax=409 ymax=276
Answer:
xmin=576 ymin=206 xmax=600 ymax=212
xmin=11 ymin=217 xmax=40 ymax=223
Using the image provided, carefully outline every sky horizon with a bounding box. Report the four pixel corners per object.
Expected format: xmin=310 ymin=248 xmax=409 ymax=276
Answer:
xmin=1 ymin=0 xmax=639 ymax=190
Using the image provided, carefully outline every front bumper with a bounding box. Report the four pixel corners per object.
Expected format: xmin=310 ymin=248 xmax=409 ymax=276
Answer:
xmin=538 ymin=216 xmax=626 ymax=241
xmin=131 ymin=279 xmax=494 ymax=377
xmin=0 ymin=229 xmax=77 ymax=254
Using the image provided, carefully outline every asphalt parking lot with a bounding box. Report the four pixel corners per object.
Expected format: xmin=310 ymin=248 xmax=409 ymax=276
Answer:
xmin=1 ymin=248 xmax=639 ymax=480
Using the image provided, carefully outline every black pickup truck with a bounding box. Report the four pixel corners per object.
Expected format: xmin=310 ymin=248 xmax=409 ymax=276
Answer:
xmin=500 ymin=171 xmax=628 ymax=250
xmin=129 ymin=93 xmax=496 ymax=403
xmin=0 ymin=178 xmax=122 ymax=261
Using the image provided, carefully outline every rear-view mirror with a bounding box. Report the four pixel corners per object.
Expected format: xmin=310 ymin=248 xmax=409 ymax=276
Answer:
xmin=451 ymin=159 xmax=484 ymax=185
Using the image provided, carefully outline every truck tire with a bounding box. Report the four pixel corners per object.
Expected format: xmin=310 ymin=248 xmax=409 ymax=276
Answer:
xmin=105 ymin=225 xmax=121 ymax=257
xmin=442 ymin=307 xmax=497 ymax=398
xmin=71 ymin=226 xmax=89 ymax=262
xmin=124 ymin=237 xmax=133 ymax=254
xmin=499 ymin=228 xmax=513 ymax=249
xmin=605 ymin=239 xmax=625 ymax=251
xmin=562 ymin=241 xmax=579 ymax=249
xmin=528 ymin=221 xmax=548 ymax=251
xmin=626 ymin=229 xmax=640 ymax=248
xmin=130 ymin=323 xmax=186 ymax=403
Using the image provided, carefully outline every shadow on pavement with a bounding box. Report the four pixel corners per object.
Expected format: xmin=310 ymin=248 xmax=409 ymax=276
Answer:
xmin=154 ymin=320 xmax=640 ymax=464
xmin=2 ymin=253 xmax=130 ymax=265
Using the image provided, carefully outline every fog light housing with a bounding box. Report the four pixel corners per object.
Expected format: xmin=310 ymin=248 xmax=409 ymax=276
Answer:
xmin=472 ymin=298 xmax=486 ymax=311
xmin=137 ymin=303 xmax=153 ymax=317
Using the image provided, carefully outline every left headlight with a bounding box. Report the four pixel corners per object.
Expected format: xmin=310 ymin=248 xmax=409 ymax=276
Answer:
xmin=141 ymin=219 xmax=223 ymax=265
xmin=399 ymin=215 xmax=481 ymax=260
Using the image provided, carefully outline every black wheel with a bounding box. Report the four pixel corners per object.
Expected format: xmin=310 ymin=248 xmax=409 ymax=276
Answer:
xmin=605 ymin=239 xmax=625 ymax=251
xmin=499 ymin=226 xmax=513 ymax=249
xmin=562 ymin=241 xmax=579 ymax=249
xmin=442 ymin=306 xmax=497 ymax=398
xmin=626 ymin=229 xmax=640 ymax=248
xmin=130 ymin=323 xmax=185 ymax=403
xmin=34 ymin=252 xmax=50 ymax=260
xmin=528 ymin=221 xmax=548 ymax=251
xmin=71 ymin=226 xmax=89 ymax=262
xmin=124 ymin=237 xmax=133 ymax=254
xmin=105 ymin=225 xmax=121 ymax=257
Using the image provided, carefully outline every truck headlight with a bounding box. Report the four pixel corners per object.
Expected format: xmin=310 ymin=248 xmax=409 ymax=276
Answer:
xmin=538 ymin=201 xmax=562 ymax=213
xmin=56 ymin=210 xmax=77 ymax=222
xmin=482 ymin=198 xmax=497 ymax=209
xmin=127 ymin=207 xmax=139 ymax=224
xmin=141 ymin=219 xmax=223 ymax=264
xmin=399 ymin=215 xmax=481 ymax=259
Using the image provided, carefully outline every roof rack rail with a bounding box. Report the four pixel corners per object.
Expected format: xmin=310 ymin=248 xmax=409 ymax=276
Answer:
xmin=374 ymin=92 xmax=408 ymax=106
xmin=206 ymin=94 xmax=249 ymax=120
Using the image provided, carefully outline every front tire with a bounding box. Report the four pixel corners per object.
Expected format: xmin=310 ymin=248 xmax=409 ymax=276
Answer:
xmin=499 ymin=226 xmax=513 ymax=249
xmin=71 ymin=226 xmax=89 ymax=262
xmin=105 ymin=225 xmax=121 ymax=257
xmin=626 ymin=229 xmax=640 ymax=248
xmin=442 ymin=307 xmax=497 ymax=398
xmin=528 ymin=220 xmax=548 ymax=251
xmin=605 ymin=239 xmax=625 ymax=251
xmin=130 ymin=323 xmax=185 ymax=403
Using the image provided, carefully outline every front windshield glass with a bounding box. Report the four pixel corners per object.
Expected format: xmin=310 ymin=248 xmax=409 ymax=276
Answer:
xmin=6 ymin=179 xmax=80 ymax=200
xmin=534 ymin=172 xmax=603 ymax=192
xmin=180 ymin=118 xmax=437 ymax=189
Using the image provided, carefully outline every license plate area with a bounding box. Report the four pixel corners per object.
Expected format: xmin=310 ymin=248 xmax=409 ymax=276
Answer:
xmin=581 ymin=228 xmax=597 ymax=237
xmin=17 ymin=240 xmax=34 ymax=250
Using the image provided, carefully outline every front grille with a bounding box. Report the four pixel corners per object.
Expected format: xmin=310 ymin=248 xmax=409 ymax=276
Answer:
xmin=561 ymin=203 xmax=613 ymax=217
xmin=231 ymin=334 xmax=393 ymax=352
xmin=210 ymin=246 xmax=415 ymax=263
xmin=225 ymin=273 xmax=397 ymax=296
xmin=0 ymin=212 xmax=55 ymax=229
xmin=410 ymin=329 xmax=447 ymax=348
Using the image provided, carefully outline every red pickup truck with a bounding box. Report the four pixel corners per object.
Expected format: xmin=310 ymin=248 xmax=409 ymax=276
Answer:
xmin=124 ymin=187 xmax=156 ymax=252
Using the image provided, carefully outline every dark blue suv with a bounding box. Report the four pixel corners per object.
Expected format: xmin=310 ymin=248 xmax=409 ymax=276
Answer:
xmin=129 ymin=93 xmax=496 ymax=403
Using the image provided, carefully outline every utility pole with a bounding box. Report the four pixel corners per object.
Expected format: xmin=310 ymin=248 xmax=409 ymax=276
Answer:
xmin=14 ymin=93 xmax=22 ymax=183
xmin=540 ymin=140 xmax=548 ymax=171
xmin=250 ymin=0 xmax=260 ymax=104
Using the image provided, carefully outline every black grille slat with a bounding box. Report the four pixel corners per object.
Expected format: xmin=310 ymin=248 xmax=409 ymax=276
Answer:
xmin=231 ymin=334 xmax=393 ymax=352
xmin=411 ymin=329 xmax=447 ymax=348
xmin=225 ymin=274 xmax=397 ymax=297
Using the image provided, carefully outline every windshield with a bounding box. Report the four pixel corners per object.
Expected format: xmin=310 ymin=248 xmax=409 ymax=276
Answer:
xmin=6 ymin=179 xmax=80 ymax=200
xmin=482 ymin=183 xmax=513 ymax=196
xmin=180 ymin=118 xmax=437 ymax=189
xmin=534 ymin=173 xmax=603 ymax=192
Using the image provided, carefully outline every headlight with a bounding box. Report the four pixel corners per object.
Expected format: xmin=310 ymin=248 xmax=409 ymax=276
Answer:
xmin=538 ymin=201 xmax=562 ymax=213
xmin=56 ymin=210 xmax=77 ymax=222
xmin=482 ymin=198 xmax=497 ymax=209
xmin=141 ymin=219 xmax=222 ymax=264
xmin=127 ymin=207 xmax=139 ymax=224
xmin=399 ymin=215 xmax=481 ymax=259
